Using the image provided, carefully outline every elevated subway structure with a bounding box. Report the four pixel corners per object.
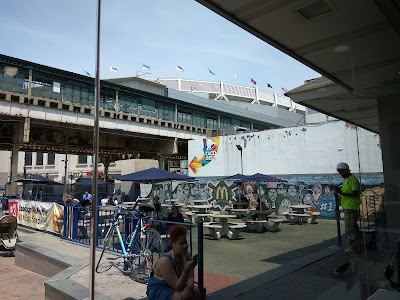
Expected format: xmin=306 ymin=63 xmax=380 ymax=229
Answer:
xmin=0 ymin=54 xmax=305 ymax=190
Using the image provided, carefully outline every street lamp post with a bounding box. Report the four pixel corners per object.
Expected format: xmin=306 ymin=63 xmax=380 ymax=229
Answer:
xmin=62 ymin=136 xmax=68 ymax=196
xmin=236 ymin=145 xmax=243 ymax=174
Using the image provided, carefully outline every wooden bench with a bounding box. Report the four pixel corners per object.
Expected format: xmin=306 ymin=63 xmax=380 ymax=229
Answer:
xmin=288 ymin=213 xmax=310 ymax=225
xmin=227 ymin=224 xmax=247 ymax=239
xmin=203 ymin=222 xmax=222 ymax=240
xmin=245 ymin=220 xmax=269 ymax=232
xmin=265 ymin=218 xmax=283 ymax=232
xmin=308 ymin=212 xmax=320 ymax=224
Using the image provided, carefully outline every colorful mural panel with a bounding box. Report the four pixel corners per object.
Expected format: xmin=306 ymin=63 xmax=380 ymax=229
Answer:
xmin=189 ymin=137 xmax=220 ymax=174
xmin=150 ymin=176 xmax=383 ymax=221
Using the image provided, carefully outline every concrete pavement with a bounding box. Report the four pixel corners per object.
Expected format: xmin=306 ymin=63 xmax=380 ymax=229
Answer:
xmin=8 ymin=219 xmax=396 ymax=299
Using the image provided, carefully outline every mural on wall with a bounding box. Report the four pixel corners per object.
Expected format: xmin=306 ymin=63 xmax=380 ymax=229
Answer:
xmin=151 ymin=178 xmax=383 ymax=220
xmin=189 ymin=137 xmax=220 ymax=174
xmin=359 ymin=186 xmax=384 ymax=221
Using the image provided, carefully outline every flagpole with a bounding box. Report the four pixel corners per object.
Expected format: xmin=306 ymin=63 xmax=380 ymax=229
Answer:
xmin=89 ymin=0 xmax=101 ymax=298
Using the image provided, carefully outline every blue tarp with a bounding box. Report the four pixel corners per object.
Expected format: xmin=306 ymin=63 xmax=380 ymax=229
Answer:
xmin=74 ymin=178 xmax=108 ymax=186
xmin=15 ymin=175 xmax=62 ymax=185
xmin=114 ymin=168 xmax=195 ymax=183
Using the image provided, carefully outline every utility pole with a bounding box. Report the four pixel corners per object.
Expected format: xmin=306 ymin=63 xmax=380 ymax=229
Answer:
xmin=63 ymin=136 xmax=68 ymax=196
xmin=23 ymin=152 xmax=27 ymax=178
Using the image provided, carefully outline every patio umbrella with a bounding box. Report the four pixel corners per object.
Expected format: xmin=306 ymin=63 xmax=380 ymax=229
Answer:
xmin=233 ymin=173 xmax=287 ymax=184
xmin=15 ymin=175 xmax=62 ymax=185
xmin=223 ymin=173 xmax=248 ymax=180
xmin=113 ymin=168 xmax=195 ymax=183
xmin=15 ymin=175 xmax=62 ymax=201
xmin=114 ymin=168 xmax=195 ymax=202
xmin=73 ymin=178 xmax=109 ymax=186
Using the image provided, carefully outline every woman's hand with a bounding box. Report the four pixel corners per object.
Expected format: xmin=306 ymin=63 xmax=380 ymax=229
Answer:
xmin=185 ymin=254 xmax=198 ymax=273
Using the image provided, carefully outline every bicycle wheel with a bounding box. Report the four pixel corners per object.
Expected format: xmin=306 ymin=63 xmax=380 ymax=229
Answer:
xmin=129 ymin=228 xmax=163 ymax=283
xmin=96 ymin=225 xmax=114 ymax=272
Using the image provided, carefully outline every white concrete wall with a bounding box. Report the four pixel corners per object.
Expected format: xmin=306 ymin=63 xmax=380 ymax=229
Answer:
xmin=188 ymin=121 xmax=383 ymax=177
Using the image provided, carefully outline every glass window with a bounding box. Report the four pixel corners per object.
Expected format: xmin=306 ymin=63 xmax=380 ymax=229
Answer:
xmin=25 ymin=152 xmax=32 ymax=166
xmin=159 ymin=102 xmax=175 ymax=121
xmin=141 ymin=97 xmax=157 ymax=117
xmin=207 ymin=116 xmax=218 ymax=128
xmin=36 ymin=152 xmax=44 ymax=165
xmin=178 ymin=109 xmax=192 ymax=125
xmin=47 ymin=152 xmax=55 ymax=165
xmin=78 ymin=155 xmax=87 ymax=164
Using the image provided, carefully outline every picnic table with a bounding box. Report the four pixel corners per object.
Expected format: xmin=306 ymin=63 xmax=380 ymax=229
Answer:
xmin=204 ymin=214 xmax=247 ymax=240
xmin=245 ymin=209 xmax=283 ymax=232
xmin=284 ymin=205 xmax=313 ymax=224
xmin=191 ymin=204 xmax=212 ymax=214
xmin=230 ymin=208 xmax=253 ymax=218
xmin=192 ymin=200 xmax=206 ymax=204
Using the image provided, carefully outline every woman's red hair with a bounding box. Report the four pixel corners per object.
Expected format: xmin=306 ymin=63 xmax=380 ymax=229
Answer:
xmin=169 ymin=224 xmax=187 ymax=243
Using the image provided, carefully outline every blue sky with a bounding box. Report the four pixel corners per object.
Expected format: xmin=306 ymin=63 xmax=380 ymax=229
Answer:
xmin=0 ymin=0 xmax=319 ymax=94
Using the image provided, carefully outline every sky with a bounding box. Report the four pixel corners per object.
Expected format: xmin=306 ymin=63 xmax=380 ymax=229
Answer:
xmin=0 ymin=0 xmax=320 ymax=94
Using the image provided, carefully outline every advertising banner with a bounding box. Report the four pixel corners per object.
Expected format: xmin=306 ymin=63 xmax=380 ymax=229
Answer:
xmin=8 ymin=200 xmax=19 ymax=219
xmin=17 ymin=200 xmax=64 ymax=234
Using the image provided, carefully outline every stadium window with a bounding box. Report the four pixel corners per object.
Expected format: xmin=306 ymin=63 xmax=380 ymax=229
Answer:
xmin=78 ymin=155 xmax=87 ymax=164
xmin=25 ymin=152 xmax=32 ymax=166
xmin=47 ymin=152 xmax=55 ymax=165
xmin=36 ymin=152 xmax=44 ymax=165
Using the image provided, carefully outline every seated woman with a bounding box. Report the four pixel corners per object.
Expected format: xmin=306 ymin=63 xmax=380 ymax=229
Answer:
xmin=167 ymin=206 xmax=184 ymax=224
xmin=147 ymin=225 xmax=200 ymax=300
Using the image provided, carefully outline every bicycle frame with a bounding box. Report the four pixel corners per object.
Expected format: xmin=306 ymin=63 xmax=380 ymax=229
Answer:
xmin=111 ymin=205 xmax=144 ymax=258
xmin=96 ymin=198 xmax=163 ymax=283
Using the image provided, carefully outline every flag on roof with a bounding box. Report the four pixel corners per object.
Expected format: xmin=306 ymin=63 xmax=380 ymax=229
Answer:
xmin=234 ymin=74 xmax=239 ymax=80
xmin=176 ymin=65 xmax=184 ymax=72
xmin=251 ymin=78 xmax=257 ymax=85
xmin=110 ymin=66 xmax=118 ymax=72
xmin=208 ymin=68 xmax=215 ymax=76
xmin=84 ymin=70 xmax=91 ymax=76
xmin=142 ymin=64 xmax=150 ymax=70
xmin=281 ymin=87 xmax=289 ymax=93
xmin=267 ymin=83 xmax=272 ymax=88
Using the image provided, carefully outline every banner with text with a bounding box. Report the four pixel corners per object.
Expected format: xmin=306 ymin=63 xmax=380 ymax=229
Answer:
xmin=17 ymin=200 xmax=64 ymax=235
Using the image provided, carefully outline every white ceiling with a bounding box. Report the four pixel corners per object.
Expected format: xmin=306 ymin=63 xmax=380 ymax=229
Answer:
xmin=196 ymin=0 xmax=400 ymax=133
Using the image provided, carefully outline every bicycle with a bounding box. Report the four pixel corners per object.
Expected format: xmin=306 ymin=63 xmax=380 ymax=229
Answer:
xmin=95 ymin=199 xmax=164 ymax=283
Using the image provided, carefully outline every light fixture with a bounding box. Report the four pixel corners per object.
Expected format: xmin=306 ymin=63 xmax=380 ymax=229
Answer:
xmin=236 ymin=145 xmax=243 ymax=174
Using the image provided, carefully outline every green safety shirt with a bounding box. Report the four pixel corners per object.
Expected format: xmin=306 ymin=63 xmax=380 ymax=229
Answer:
xmin=341 ymin=174 xmax=361 ymax=210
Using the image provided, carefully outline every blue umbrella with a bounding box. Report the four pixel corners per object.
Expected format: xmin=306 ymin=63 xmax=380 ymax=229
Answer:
xmin=234 ymin=173 xmax=286 ymax=184
xmin=73 ymin=178 xmax=108 ymax=186
xmin=224 ymin=173 xmax=247 ymax=180
xmin=15 ymin=175 xmax=62 ymax=185
xmin=113 ymin=168 xmax=195 ymax=183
